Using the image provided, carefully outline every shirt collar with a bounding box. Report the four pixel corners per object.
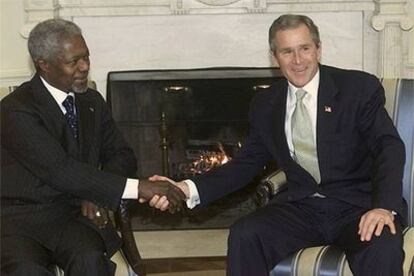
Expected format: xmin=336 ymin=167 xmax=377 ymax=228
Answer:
xmin=40 ymin=76 xmax=75 ymax=112
xmin=287 ymin=70 xmax=320 ymax=99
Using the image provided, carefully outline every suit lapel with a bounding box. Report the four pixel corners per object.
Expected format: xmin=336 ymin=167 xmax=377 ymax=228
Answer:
xmin=316 ymin=65 xmax=340 ymax=139
xmin=316 ymin=65 xmax=340 ymax=179
xmin=32 ymin=75 xmax=79 ymax=155
xmin=76 ymin=91 xmax=96 ymax=162
xmin=32 ymin=75 xmax=66 ymax=137
xmin=267 ymin=80 xmax=293 ymax=165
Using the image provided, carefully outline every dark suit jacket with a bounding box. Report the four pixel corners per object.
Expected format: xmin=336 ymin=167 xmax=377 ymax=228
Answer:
xmin=192 ymin=65 xmax=406 ymax=218
xmin=1 ymin=74 xmax=137 ymax=255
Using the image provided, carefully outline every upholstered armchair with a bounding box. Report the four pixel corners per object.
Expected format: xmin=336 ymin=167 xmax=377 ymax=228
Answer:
xmin=256 ymin=79 xmax=414 ymax=276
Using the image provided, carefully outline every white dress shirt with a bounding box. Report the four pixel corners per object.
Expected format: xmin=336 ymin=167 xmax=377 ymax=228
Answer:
xmin=40 ymin=77 xmax=139 ymax=199
xmin=184 ymin=71 xmax=321 ymax=209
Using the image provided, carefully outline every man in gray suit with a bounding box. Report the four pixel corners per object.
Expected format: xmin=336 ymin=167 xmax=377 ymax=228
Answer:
xmin=1 ymin=19 xmax=185 ymax=276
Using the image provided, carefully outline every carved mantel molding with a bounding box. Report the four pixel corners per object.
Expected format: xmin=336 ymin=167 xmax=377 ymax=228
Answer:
xmin=21 ymin=0 xmax=377 ymax=37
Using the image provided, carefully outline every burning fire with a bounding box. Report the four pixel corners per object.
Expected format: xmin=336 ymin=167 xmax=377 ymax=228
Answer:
xmin=190 ymin=150 xmax=230 ymax=174
xmin=178 ymin=143 xmax=235 ymax=176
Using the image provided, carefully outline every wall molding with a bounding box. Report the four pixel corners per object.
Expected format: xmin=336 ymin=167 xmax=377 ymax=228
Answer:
xmin=0 ymin=68 xmax=33 ymax=93
xmin=23 ymin=0 xmax=376 ymax=20
xmin=21 ymin=0 xmax=377 ymax=36
xmin=0 ymin=68 xmax=32 ymax=79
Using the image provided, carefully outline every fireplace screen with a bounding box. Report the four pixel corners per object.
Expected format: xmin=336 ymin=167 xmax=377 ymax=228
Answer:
xmin=107 ymin=67 xmax=282 ymax=229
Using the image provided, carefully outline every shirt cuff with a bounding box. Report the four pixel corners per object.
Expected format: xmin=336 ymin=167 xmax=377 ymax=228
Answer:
xmin=121 ymin=178 xmax=139 ymax=199
xmin=184 ymin=179 xmax=201 ymax=209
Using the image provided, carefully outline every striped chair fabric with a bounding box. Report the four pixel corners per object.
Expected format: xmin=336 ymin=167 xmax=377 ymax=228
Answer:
xmin=270 ymin=227 xmax=413 ymax=276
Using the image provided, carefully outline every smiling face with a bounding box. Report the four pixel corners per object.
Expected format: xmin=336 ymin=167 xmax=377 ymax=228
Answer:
xmin=38 ymin=35 xmax=90 ymax=94
xmin=272 ymin=24 xmax=321 ymax=88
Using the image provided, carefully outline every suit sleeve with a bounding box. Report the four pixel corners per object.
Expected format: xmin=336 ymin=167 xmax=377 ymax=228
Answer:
xmin=96 ymin=95 xmax=137 ymax=178
xmin=192 ymin=95 xmax=273 ymax=206
xmin=357 ymin=76 xmax=405 ymax=212
xmin=1 ymin=97 xmax=128 ymax=211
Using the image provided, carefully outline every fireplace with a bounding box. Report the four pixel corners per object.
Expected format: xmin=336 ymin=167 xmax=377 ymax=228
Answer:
xmin=107 ymin=67 xmax=282 ymax=230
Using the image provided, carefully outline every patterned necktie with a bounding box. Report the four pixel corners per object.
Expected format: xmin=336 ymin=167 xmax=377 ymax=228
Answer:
xmin=62 ymin=95 xmax=78 ymax=139
xmin=291 ymin=89 xmax=321 ymax=183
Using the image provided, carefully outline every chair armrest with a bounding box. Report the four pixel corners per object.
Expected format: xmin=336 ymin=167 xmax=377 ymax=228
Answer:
xmin=114 ymin=200 xmax=147 ymax=276
xmin=256 ymin=169 xmax=287 ymax=207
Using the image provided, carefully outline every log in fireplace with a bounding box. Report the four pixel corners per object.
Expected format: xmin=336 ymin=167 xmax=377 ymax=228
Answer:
xmin=107 ymin=67 xmax=283 ymax=231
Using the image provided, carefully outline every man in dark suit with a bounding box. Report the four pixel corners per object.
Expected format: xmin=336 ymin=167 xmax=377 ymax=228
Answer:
xmin=150 ymin=14 xmax=406 ymax=275
xmin=1 ymin=19 xmax=185 ymax=276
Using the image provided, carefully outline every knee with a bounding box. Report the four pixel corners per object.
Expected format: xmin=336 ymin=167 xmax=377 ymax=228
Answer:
xmin=64 ymin=249 xmax=114 ymax=275
xmin=370 ymin=228 xmax=403 ymax=253
xmin=2 ymin=259 xmax=53 ymax=276
xmin=228 ymin=216 xmax=260 ymax=245
xmin=68 ymin=249 xmax=106 ymax=266
xmin=349 ymin=229 xmax=404 ymax=276
xmin=362 ymin=228 xmax=404 ymax=263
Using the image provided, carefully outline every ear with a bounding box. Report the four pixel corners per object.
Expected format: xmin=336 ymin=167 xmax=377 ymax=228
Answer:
xmin=36 ymin=59 xmax=50 ymax=74
xmin=316 ymin=42 xmax=322 ymax=61
xmin=269 ymin=50 xmax=280 ymax=67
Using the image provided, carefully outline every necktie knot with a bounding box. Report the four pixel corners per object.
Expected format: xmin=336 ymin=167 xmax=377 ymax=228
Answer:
xmin=62 ymin=95 xmax=78 ymax=138
xmin=63 ymin=95 xmax=75 ymax=112
xmin=295 ymin=89 xmax=307 ymax=102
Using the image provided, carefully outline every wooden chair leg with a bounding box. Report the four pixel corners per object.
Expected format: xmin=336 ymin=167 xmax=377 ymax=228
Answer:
xmin=115 ymin=200 xmax=146 ymax=276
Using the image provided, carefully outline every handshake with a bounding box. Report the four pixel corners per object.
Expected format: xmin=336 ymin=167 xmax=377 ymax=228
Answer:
xmin=82 ymin=175 xmax=187 ymax=229
xmin=138 ymin=175 xmax=189 ymax=214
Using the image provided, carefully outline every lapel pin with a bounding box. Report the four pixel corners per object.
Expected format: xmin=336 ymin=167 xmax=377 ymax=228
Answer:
xmin=89 ymin=107 xmax=94 ymax=112
xmin=324 ymin=106 xmax=332 ymax=113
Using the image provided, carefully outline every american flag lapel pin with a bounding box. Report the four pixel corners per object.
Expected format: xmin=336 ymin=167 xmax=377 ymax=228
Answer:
xmin=324 ymin=106 xmax=332 ymax=113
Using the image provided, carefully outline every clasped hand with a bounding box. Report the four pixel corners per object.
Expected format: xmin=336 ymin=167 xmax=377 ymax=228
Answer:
xmin=138 ymin=179 xmax=186 ymax=214
xmin=81 ymin=200 xmax=109 ymax=229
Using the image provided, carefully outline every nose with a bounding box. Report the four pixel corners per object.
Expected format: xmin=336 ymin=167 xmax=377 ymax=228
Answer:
xmin=78 ymin=57 xmax=90 ymax=72
xmin=292 ymin=50 xmax=302 ymax=64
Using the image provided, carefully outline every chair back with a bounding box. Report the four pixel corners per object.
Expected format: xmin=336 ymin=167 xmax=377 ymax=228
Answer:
xmin=381 ymin=79 xmax=414 ymax=226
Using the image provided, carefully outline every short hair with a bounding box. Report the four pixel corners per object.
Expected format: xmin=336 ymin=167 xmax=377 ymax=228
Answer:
xmin=268 ymin=14 xmax=320 ymax=53
xmin=28 ymin=19 xmax=82 ymax=63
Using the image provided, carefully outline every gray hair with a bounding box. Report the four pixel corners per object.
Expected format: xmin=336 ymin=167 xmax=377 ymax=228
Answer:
xmin=269 ymin=14 xmax=320 ymax=53
xmin=28 ymin=19 xmax=82 ymax=63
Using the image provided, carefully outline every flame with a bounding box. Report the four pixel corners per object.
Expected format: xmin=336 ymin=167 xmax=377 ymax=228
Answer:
xmin=176 ymin=142 xmax=238 ymax=176
xmin=188 ymin=143 xmax=231 ymax=174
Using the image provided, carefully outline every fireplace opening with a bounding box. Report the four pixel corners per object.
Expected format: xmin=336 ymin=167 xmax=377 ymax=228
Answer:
xmin=107 ymin=67 xmax=282 ymax=230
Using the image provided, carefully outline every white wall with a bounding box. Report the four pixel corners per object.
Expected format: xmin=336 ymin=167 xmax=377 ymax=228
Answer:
xmin=0 ymin=0 xmax=32 ymax=98
xmin=75 ymin=12 xmax=375 ymax=93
